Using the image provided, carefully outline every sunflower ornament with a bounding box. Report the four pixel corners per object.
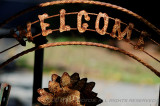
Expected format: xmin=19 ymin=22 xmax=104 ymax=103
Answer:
xmin=37 ymin=72 xmax=103 ymax=106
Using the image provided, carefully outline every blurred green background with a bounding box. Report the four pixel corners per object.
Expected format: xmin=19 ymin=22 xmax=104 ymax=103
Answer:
xmin=16 ymin=36 xmax=160 ymax=84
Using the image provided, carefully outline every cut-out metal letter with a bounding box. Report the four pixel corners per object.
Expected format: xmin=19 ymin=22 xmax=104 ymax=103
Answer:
xmin=38 ymin=13 xmax=52 ymax=36
xmin=59 ymin=9 xmax=71 ymax=32
xmin=77 ymin=10 xmax=90 ymax=33
xmin=111 ymin=18 xmax=134 ymax=41
xmin=95 ymin=12 xmax=109 ymax=35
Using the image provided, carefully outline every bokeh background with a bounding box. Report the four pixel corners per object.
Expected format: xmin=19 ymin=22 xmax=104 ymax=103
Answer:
xmin=0 ymin=0 xmax=160 ymax=106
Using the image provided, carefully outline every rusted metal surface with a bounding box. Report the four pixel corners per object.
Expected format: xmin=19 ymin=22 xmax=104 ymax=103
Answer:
xmin=0 ymin=0 xmax=159 ymax=36
xmin=0 ymin=9 xmax=159 ymax=77
xmin=0 ymin=10 xmax=158 ymax=58
xmin=10 ymin=29 xmax=26 ymax=46
xmin=36 ymin=9 xmax=137 ymax=42
xmin=37 ymin=72 xmax=102 ymax=106
xmin=0 ymin=9 xmax=159 ymax=65
xmin=0 ymin=9 xmax=158 ymax=55
xmin=0 ymin=83 xmax=11 ymax=106
xmin=3 ymin=10 xmax=147 ymax=40
xmin=0 ymin=41 xmax=159 ymax=77
xmin=95 ymin=12 xmax=109 ymax=35
xmin=59 ymin=9 xmax=71 ymax=33
xmin=0 ymin=1 xmax=159 ymax=105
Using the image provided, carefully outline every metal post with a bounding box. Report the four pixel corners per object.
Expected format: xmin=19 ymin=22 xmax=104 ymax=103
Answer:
xmin=32 ymin=47 xmax=44 ymax=105
xmin=158 ymin=87 xmax=160 ymax=106
xmin=0 ymin=83 xmax=11 ymax=106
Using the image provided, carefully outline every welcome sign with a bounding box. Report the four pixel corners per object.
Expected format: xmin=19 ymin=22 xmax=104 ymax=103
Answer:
xmin=0 ymin=0 xmax=159 ymax=77
xmin=12 ymin=9 xmax=147 ymax=50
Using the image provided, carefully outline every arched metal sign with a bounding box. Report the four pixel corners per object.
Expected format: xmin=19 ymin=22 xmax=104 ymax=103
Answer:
xmin=0 ymin=0 xmax=160 ymax=105
xmin=0 ymin=0 xmax=159 ymax=77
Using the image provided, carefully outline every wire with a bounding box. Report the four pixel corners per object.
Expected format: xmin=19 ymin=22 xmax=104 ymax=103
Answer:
xmin=0 ymin=43 xmax=21 ymax=54
xmin=128 ymin=41 xmax=160 ymax=63
xmin=0 ymin=39 xmax=27 ymax=54
xmin=148 ymin=37 xmax=160 ymax=47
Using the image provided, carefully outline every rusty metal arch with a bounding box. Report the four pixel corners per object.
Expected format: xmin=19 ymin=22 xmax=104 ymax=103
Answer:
xmin=0 ymin=0 xmax=159 ymax=76
xmin=0 ymin=1 xmax=159 ymax=105
xmin=0 ymin=0 xmax=159 ymax=77
xmin=0 ymin=0 xmax=160 ymax=36
xmin=0 ymin=41 xmax=159 ymax=77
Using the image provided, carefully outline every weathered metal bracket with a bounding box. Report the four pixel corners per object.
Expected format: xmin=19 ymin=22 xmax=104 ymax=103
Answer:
xmin=0 ymin=83 xmax=11 ymax=106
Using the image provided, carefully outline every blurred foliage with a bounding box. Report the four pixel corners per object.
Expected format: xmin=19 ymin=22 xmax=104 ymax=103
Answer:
xmin=16 ymin=37 xmax=160 ymax=85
